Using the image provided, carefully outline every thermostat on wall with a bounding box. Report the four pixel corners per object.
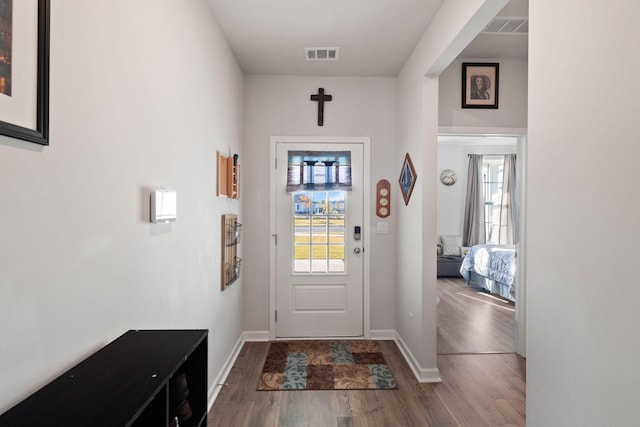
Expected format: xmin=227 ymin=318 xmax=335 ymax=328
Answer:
xmin=150 ymin=190 xmax=177 ymax=223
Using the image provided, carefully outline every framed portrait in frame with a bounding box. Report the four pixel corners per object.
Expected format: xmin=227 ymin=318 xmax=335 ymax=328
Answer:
xmin=462 ymin=62 xmax=499 ymax=109
xmin=0 ymin=0 xmax=50 ymax=146
xmin=399 ymin=153 xmax=416 ymax=206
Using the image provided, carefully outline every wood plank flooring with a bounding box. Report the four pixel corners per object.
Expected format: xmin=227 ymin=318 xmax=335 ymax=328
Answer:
xmin=437 ymin=277 xmax=515 ymax=354
xmin=208 ymin=278 xmax=525 ymax=426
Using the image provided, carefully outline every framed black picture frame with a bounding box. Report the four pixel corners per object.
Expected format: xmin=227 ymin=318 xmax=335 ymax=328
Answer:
xmin=0 ymin=0 xmax=50 ymax=146
xmin=399 ymin=153 xmax=416 ymax=206
xmin=462 ymin=62 xmax=499 ymax=109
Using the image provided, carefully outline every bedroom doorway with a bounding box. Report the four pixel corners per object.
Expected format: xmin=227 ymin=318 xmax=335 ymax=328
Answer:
xmin=436 ymin=133 xmax=526 ymax=357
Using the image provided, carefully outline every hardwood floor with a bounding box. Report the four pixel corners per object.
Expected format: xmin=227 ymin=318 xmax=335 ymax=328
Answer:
xmin=208 ymin=278 xmax=525 ymax=426
xmin=437 ymin=277 xmax=515 ymax=354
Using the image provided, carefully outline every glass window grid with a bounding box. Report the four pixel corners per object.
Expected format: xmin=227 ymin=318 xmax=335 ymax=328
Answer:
xmin=293 ymin=191 xmax=346 ymax=274
xmin=482 ymin=156 xmax=508 ymax=244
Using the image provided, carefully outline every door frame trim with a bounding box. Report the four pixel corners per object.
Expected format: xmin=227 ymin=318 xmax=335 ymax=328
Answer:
xmin=438 ymin=126 xmax=527 ymax=357
xmin=269 ymin=136 xmax=371 ymax=340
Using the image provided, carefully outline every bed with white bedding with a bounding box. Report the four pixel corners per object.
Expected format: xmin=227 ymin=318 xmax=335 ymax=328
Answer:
xmin=459 ymin=244 xmax=517 ymax=301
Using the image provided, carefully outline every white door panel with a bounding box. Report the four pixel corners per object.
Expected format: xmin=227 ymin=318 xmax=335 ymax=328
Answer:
xmin=276 ymin=142 xmax=364 ymax=338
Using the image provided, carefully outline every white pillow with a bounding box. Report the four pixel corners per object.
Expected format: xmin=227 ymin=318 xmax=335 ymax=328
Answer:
xmin=441 ymin=235 xmax=462 ymax=256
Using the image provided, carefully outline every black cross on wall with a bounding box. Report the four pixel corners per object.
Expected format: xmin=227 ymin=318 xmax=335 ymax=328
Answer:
xmin=310 ymin=88 xmax=332 ymax=126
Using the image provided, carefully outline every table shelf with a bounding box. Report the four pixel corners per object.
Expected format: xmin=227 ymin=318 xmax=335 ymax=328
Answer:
xmin=0 ymin=330 xmax=208 ymax=427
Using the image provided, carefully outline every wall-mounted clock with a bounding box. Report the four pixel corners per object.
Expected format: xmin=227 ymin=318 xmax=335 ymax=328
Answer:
xmin=376 ymin=179 xmax=391 ymax=218
xmin=440 ymin=169 xmax=457 ymax=186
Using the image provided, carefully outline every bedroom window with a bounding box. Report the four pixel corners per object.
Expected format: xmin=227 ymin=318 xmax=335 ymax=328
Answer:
xmin=483 ymin=156 xmax=507 ymax=244
xmin=463 ymin=152 xmax=516 ymax=246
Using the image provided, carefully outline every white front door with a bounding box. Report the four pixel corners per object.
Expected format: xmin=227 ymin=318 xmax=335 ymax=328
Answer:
xmin=275 ymin=142 xmax=364 ymax=337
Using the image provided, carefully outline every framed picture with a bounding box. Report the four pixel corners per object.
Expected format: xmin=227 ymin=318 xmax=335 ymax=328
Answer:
xmin=399 ymin=153 xmax=416 ymax=206
xmin=462 ymin=62 xmax=499 ymax=109
xmin=0 ymin=0 xmax=50 ymax=146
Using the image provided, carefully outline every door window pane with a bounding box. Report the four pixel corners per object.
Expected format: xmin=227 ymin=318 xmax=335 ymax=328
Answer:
xmin=311 ymin=246 xmax=327 ymax=273
xmin=312 ymin=192 xmax=327 ymax=215
xmin=293 ymin=191 xmax=345 ymax=273
xmin=311 ymin=217 xmax=328 ymax=243
xmin=328 ymin=191 xmax=345 ymax=214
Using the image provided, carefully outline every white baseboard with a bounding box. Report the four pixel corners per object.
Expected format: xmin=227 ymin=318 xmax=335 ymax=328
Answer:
xmin=206 ymin=330 xmax=270 ymax=411
xmin=242 ymin=330 xmax=270 ymax=342
xmin=206 ymin=333 xmax=245 ymax=412
xmin=369 ymin=329 xmax=396 ymax=340
xmin=393 ymin=332 xmax=441 ymax=383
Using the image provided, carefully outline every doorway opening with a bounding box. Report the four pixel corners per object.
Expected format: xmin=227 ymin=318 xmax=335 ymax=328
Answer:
xmin=436 ymin=133 xmax=526 ymax=357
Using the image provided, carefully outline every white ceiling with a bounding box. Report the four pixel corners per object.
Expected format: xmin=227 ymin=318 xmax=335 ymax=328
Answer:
xmin=207 ymin=0 xmax=528 ymax=77
xmin=461 ymin=0 xmax=528 ymax=60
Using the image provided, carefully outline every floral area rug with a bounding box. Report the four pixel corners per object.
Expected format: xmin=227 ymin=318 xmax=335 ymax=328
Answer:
xmin=257 ymin=340 xmax=397 ymax=390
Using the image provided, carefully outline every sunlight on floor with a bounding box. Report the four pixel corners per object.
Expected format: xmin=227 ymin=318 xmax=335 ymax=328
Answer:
xmin=455 ymin=291 xmax=515 ymax=312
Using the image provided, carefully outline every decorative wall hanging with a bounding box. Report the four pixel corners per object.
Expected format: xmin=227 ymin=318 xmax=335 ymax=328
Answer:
xmin=0 ymin=0 xmax=50 ymax=145
xmin=286 ymin=150 xmax=351 ymax=192
xmin=216 ymin=151 xmax=239 ymax=199
xmin=461 ymin=62 xmax=499 ymax=109
xmin=376 ymin=179 xmax=391 ymax=218
xmin=310 ymin=88 xmax=332 ymax=126
xmin=399 ymin=153 xmax=416 ymax=205
xmin=221 ymin=214 xmax=241 ymax=290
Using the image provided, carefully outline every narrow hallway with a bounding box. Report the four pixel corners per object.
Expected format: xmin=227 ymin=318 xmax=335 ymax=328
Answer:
xmin=208 ymin=279 xmax=525 ymax=426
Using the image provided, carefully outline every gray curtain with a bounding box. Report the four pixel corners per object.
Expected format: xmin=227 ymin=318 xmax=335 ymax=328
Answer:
xmin=463 ymin=154 xmax=485 ymax=246
xmin=499 ymin=153 xmax=518 ymax=244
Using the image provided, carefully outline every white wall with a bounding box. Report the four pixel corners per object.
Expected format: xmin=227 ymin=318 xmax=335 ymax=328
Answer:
xmin=527 ymin=1 xmax=640 ymax=425
xmin=437 ymin=137 xmax=517 ymax=238
xmin=439 ymin=58 xmax=528 ymax=129
xmin=242 ymin=75 xmax=398 ymax=333
xmin=0 ymin=0 xmax=243 ymax=412
xmin=396 ymin=0 xmax=508 ymax=379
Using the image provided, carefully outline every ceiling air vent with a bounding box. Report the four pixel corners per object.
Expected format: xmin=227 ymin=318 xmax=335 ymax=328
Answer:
xmin=305 ymin=47 xmax=339 ymax=61
xmin=482 ymin=17 xmax=528 ymax=34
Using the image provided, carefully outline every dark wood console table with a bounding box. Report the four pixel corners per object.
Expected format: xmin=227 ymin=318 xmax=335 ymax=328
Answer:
xmin=0 ymin=329 xmax=208 ymax=426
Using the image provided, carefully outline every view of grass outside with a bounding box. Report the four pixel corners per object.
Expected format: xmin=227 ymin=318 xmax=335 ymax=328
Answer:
xmin=294 ymin=216 xmax=345 ymax=273
xmin=294 ymin=217 xmax=345 ymax=253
